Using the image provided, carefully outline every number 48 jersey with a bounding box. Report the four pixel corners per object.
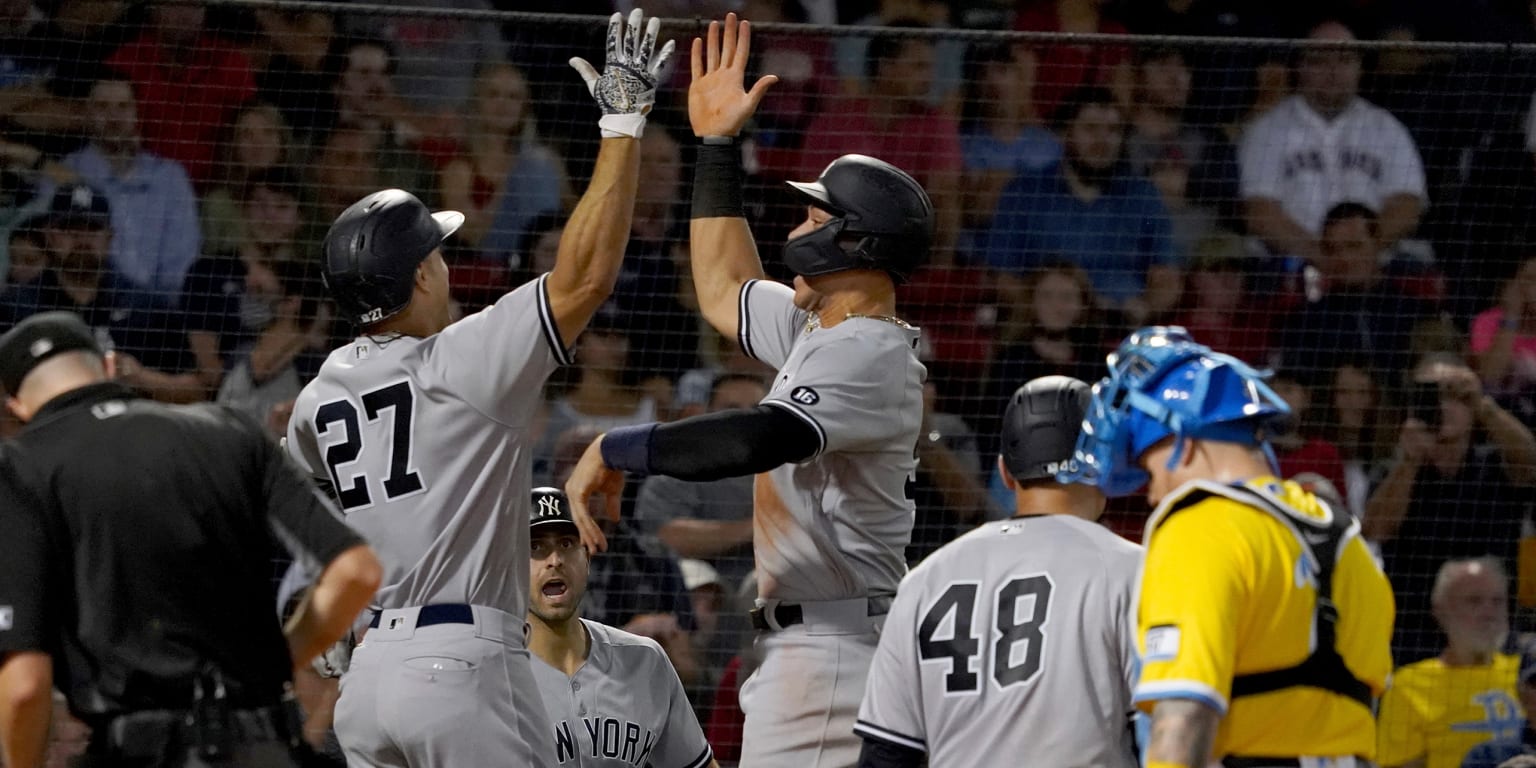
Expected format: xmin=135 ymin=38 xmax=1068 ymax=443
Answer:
xmin=286 ymin=275 xmax=571 ymax=618
xmin=856 ymin=515 xmax=1143 ymax=767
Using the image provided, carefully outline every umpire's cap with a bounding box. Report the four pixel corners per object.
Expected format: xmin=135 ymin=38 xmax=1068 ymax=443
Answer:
xmin=0 ymin=311 xmax=103 ymax=394
xmin=1001 ymin=376 xmax=1092 ymax=485
xmin=322 ymin=189 xmax=463 ymax=326
xmin=782 ymin=154 xmax=933 ymax=284
xmin=531 ymin=487 xmax=577 ymax=533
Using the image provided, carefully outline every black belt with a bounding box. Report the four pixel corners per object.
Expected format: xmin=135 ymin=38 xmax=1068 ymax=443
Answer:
xmin=368 ymin=603 xmax=474 ymax=629
xmin=748 ymin=597 xmax=892 ymax=631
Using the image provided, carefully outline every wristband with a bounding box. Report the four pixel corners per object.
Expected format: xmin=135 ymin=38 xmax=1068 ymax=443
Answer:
xmin=691 ymin=141 xmax=745 ymax=220
xmin=600 ymin=423 xmax=656 ymax=474
xmin=598 ymin=113 xmax=647 ymax=139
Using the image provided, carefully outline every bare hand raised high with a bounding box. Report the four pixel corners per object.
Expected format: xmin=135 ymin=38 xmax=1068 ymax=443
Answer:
xmin=688 ymin=13 xmax=778 ymax=139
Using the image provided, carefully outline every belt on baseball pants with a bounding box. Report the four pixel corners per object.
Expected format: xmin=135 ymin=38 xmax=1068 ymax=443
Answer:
xmin=750 ymin=596 xmax=892 ymax=632
xmin=368 ymin=603 xmax=473 ymax=629
xmin=1223 ymin=757 xmax=1373 ymax=768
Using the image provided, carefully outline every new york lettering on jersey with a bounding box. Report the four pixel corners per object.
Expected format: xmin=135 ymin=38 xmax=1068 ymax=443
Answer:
xmin=552 ymin=716 xmax=659 ymax=766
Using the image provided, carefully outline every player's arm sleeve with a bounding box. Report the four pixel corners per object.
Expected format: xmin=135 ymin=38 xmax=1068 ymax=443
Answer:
xmin=1133 ymin=509 xmax=1249 ymax=716
xmin=853 ymin=586 xmax=927 ymax=757
xmin=250 ymin=413 xmax=366 ymax=567
xmin=608 ymin=405 xmax=821 ymax=482
xmin=0 ymin=475 xmax=55 ymax=654
xmin=762 ymin=337 xmax=905 ymax=456
xmin=1375 ymin=673 xmax=1426 ymax=767
xmin=647 ymin=642 xmax=715 ymax=768
xmin=857 ymin=737 xmax=926 ymax=768
xmin=433 ymin=274 xmax=573 ymax=422
xmin=737 ymin=278 xmax=808 ymax=370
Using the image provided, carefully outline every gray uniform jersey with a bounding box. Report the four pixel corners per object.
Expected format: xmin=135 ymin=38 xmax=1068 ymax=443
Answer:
xmin=856 ymin=516 xmax=1143 ymax=767
xmin=286 ymin=274 xmax=570 ymax=617
xmin=737 ymin=279 xmax=925 ymax=602
xmin=531 ymin=620 xmax=713 ymax=768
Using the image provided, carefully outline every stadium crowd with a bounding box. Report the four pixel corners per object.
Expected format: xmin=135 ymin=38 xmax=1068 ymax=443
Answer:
xmin=10 ymin=0 xmax=1536 ymax=765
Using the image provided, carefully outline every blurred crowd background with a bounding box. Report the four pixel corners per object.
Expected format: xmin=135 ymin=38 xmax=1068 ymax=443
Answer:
xmin=10 ymin=0 xmax=1536 ymax=764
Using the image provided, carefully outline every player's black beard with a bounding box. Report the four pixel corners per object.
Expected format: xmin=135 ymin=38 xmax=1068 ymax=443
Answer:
xmin=1066 ymin=155 xmax=1118 ymax=191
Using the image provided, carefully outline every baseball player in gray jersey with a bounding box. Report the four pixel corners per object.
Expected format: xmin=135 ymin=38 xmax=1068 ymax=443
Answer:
xmin=525 ymin=488 xmax=717 ymax=768
xmin=283 ymin=11 xmax=673 ymax=767
xmin=564 ymin=13 xmax=930 ymax=767
xmin=855 ymin=377 xmax=1143 ymax=768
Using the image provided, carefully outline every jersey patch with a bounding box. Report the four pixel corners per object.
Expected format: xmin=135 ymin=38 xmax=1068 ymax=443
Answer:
xmin=0 ymin=606 xmax=12 ymax=631
xmin=790 ymin=386 xmax=820 ymax=406
xmin=1144 ymin=624 xmax=1180 ymax=662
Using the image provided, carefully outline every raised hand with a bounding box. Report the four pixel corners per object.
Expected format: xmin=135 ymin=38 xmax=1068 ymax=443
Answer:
xmin=689 ymin=12 xmax=779 ymax=138
xmin=563 ymin=435 xmax=625 ymax=555
xmin=570 ymin=9 xmax=676 ymax=137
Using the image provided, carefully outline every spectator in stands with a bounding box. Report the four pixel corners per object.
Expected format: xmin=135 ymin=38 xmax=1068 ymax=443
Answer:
xmin=214 ymin=259 xmax=326 ymax=426
xmin=5 ymin=221 xmax=44 ymax=288
xmin=612 ymin=126 xmax=696 ymax=382
xmin=1014 ymin=0 xmax=1133 ymax=117
xmin=1239 ymin=19 xmax=1427 ymax=261
xmin=1378 ymin=558 xmax=1523 ymax=768
xmin=5 ymin=0 xmax=135 ymax=145
xmin=831 ymin=1 xmax=964 ymax=112
xmin=974 ymin=261 xmax=1102 ymax=457
xmin=908 ymin=380 xmax=986 ymax=562
xmin=202 ymin=102 xmax=295 ymax=253
xmin=1365 ymin=358 xmax=1536 ymax=663
xmin=535 ymin=304 xmax=660 ymax=486
xmin=47 ymin=72 xmax=200 ymax=298
xmin=106 ymin=1 xmax=257 ymax=188
xmin=1269 ymin=369 xmax=1348 ymax=492
xmin=957 ymin=42 xmax=1061 ymax=255
xmin=252 ymin=8 xmax=337 ymax=142
xmin=678 ymin=557 xmax=731 ymax=692
xmin=0 ymin=183 xmax=210 ymax=402
xmin=308 ymin=123 xmax=433 ymax=220
xmin=635 ymin=372 xmax=764 ymax=594
xmin=1473 ymin=256 xmax=1536 ymax=427
xmin=672 ymin=330 xmax=773 ymax=420
xmin=798 ymin=20 xmax=963 ymax=259
xmin=982 ymin=86 xmax=1180 ymax=327
xmin=1170 ymin=233 xmax=1270 ymax=365
xmin=1323 ymin=361 xmax=1390 ymax=518
xmin=342 ymin=0 xmax=509 ymax=127
xmin=1462 ymin=641 xmax=1536 ymax=768
xmin=1128 ymin=46 xmax=1240 ymax=240
xmin=724 ymin=0 xmax=835 ymax=179
xmin=447 ymin=62 xmax=567 ymax=260
xmin=546 ymin=424 xmax=701 ymax=687
xmin=1276 ymin=202 xmax=1449 ymax=378
xmin=183 ymin=169 xmax=317 ymax=378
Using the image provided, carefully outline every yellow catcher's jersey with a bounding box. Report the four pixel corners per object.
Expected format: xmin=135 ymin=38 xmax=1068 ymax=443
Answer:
xmin=1376 ymin=654 xmax=1522 ymax=768
xmin=1134 ymin=477 xmax=1395 ymax=759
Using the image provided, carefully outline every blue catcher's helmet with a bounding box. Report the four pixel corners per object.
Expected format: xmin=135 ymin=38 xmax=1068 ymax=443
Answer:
xmin=1055 ymin=326 xmax=1292 ymax=497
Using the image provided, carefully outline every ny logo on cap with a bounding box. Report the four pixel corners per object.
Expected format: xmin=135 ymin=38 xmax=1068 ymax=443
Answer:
xmin=28 ymin=339 xmax=53 ymax=359
xmin=537 ymin=495 xmax=562 ymax=518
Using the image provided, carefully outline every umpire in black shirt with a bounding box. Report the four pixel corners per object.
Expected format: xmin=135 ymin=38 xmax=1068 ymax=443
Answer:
xmin=0 ymin=311 xmax=382 ymax=768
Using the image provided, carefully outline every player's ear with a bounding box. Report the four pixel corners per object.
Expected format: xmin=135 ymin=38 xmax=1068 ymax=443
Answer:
xmin=997 ymin=455 xmax=1019 ymax=492
xmin=5 ymin=395 xmax=29 ymax=422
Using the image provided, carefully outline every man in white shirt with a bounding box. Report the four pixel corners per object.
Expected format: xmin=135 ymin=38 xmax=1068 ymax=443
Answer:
xmin=1240 ymin=19 xmax=1427 ymax=261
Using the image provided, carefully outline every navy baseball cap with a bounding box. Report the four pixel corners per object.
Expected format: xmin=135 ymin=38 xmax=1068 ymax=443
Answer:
xmin=0 ymin=311 xmax=103 ymax=394
xmin=43 ymin=183 xmax=111 ymax=230
xmin=531 ymin=487 xmax=577 ymax=532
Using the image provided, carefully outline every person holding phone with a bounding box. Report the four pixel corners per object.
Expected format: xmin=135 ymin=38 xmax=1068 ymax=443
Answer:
xmin=1364 ymin=356 xmax=1536 ymax=663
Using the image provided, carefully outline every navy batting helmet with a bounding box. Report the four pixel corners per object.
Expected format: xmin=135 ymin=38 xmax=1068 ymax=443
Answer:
xmin=322 ymin=189 xmax=464 ymax=326
xmin=1001 ymin=376 xmax=1093 ymax=485
xmin=783 ymin=154 xmax=933 ymax=284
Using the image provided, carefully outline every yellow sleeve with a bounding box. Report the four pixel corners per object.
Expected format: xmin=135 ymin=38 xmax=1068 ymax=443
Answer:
xmin=1134 ymin=505 xmax=1248 ymax=715
xmin=1375 ymin=670 xmax=1425 ymax=766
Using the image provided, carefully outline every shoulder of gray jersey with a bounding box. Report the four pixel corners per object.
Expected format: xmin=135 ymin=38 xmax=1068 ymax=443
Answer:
xmin=905 ymin=516 xmax=1142 ymax=584
xmin=580 ymin=618 xmax=671 ymax=668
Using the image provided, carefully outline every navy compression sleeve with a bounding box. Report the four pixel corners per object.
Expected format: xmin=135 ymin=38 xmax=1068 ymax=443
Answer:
xmin=602 ymin=405 xmax=821 ymax=482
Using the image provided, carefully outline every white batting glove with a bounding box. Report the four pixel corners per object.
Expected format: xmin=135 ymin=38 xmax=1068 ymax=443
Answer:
xmin=570 ymin=8 xmax=675 ymax=139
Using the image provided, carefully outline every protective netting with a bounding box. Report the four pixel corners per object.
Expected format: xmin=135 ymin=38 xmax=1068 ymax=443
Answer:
xmin=7 ymin=1 xmax=1536 ymax=763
